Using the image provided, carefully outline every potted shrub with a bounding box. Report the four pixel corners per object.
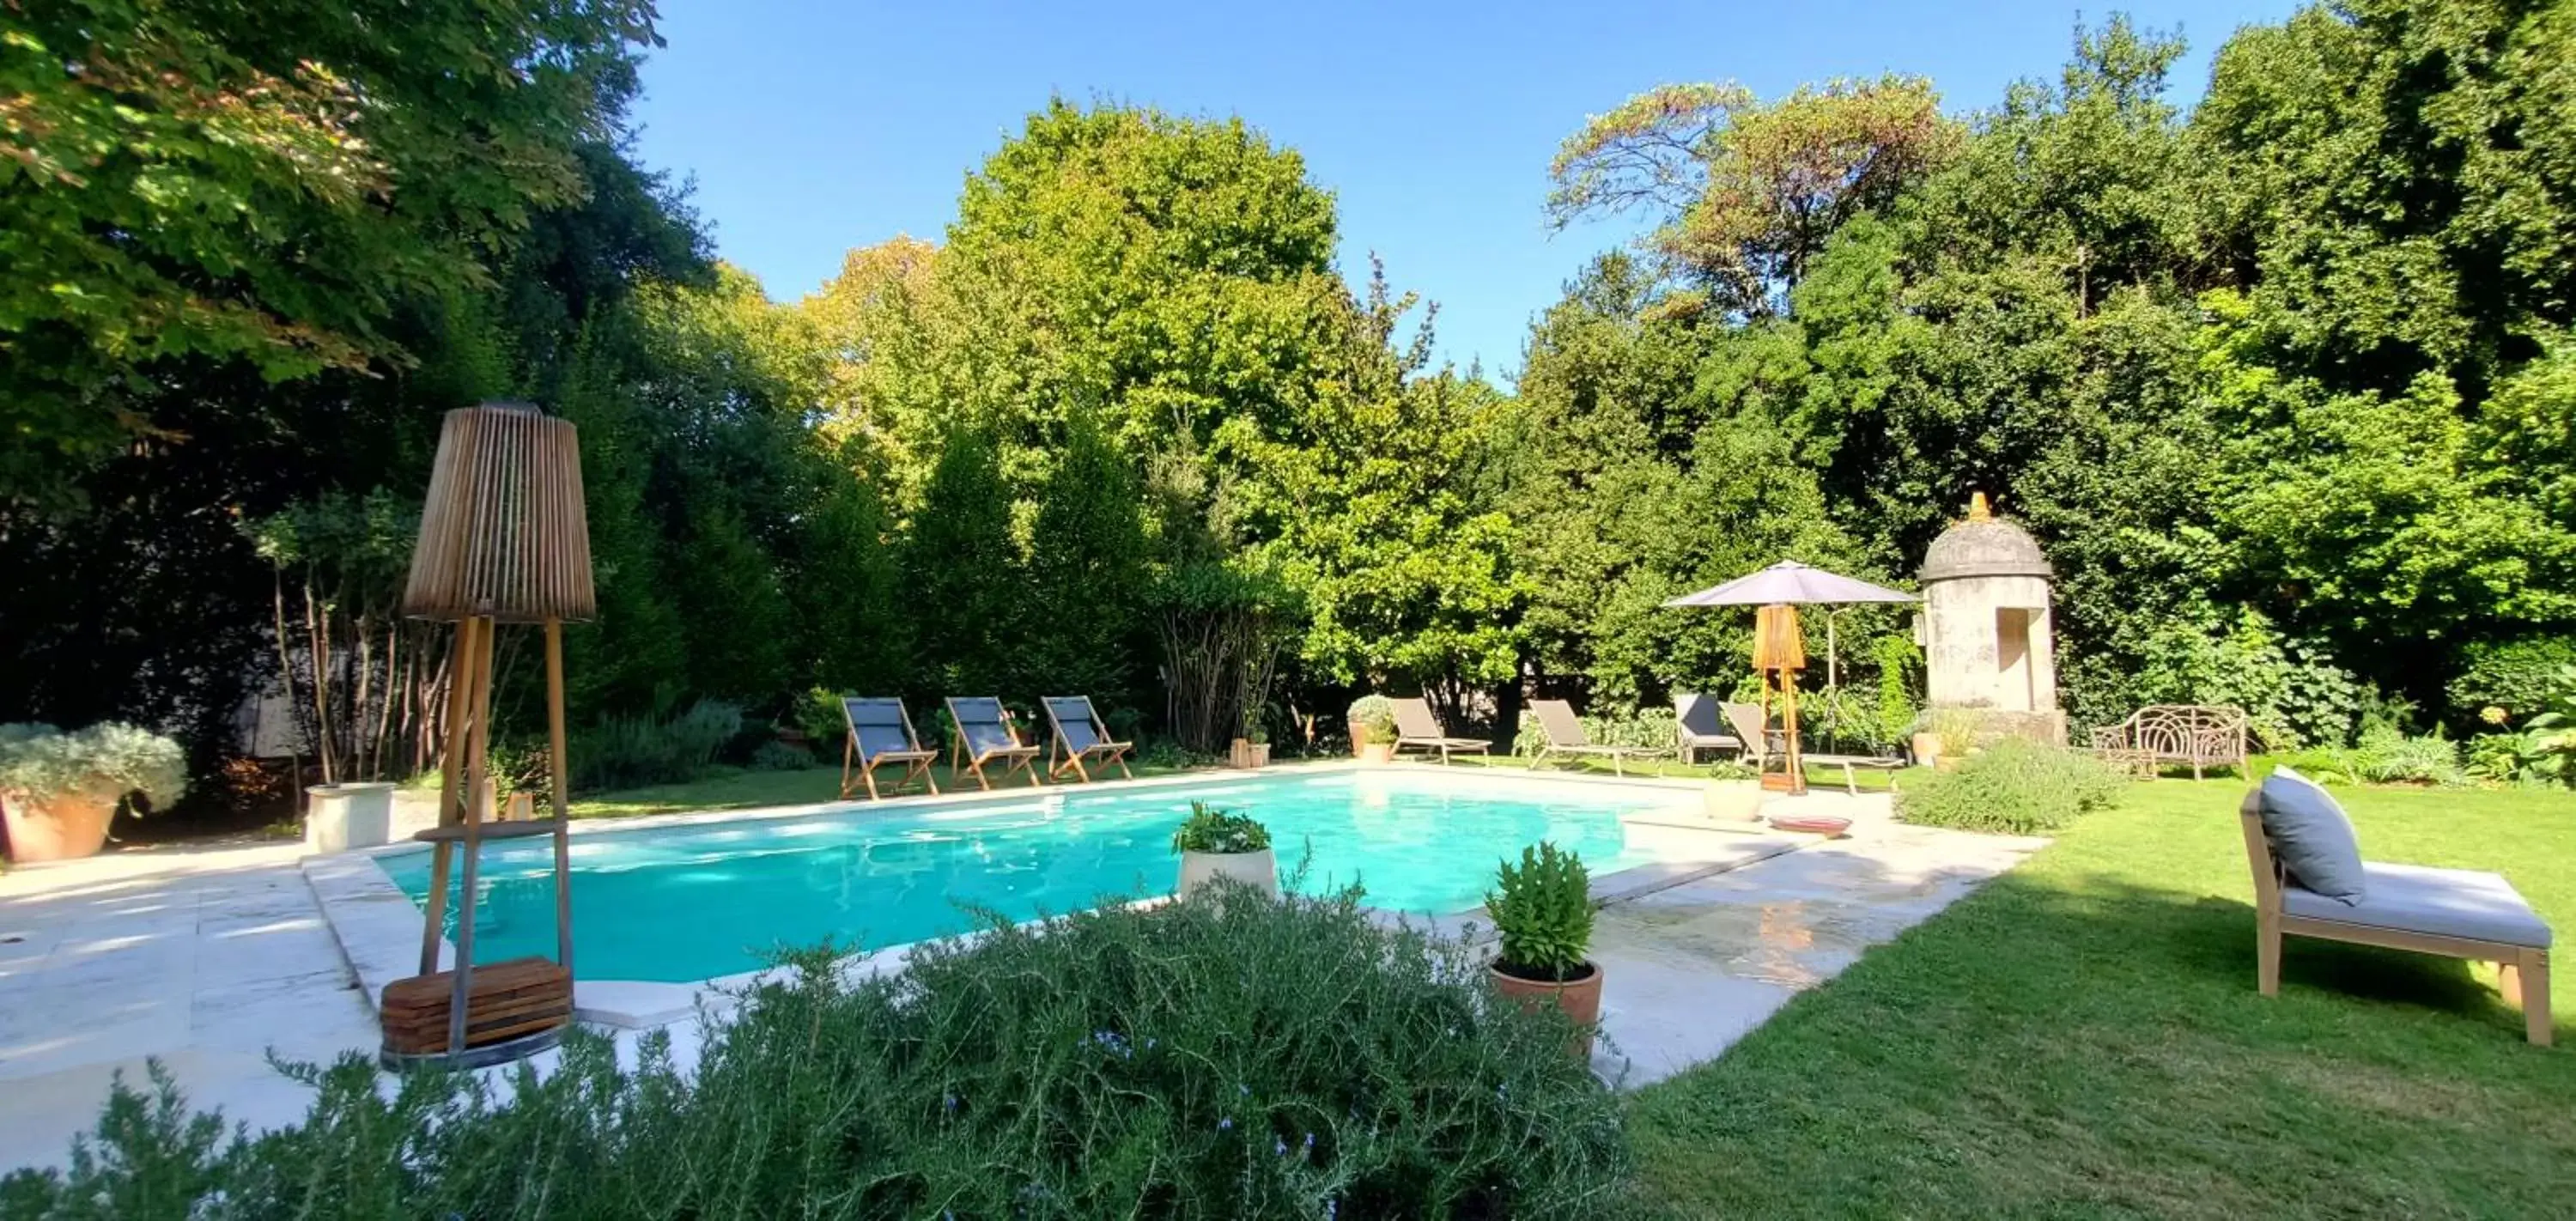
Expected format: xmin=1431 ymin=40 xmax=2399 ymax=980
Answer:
xmin=1484 ymin=841 xmax=1604 ymax=1057
xmin=1347 ymin=695 xmax=1399 ymax=765
xmin=0 ymin=722 xmax=189 ymax=863
xmin=1699 ymin=759 xmax=1763 ymax=821
xmin=1172 ymin=801 xmax=1278 ymax=900
xmin=1239 ymin=723 xmax=1272 ymax=768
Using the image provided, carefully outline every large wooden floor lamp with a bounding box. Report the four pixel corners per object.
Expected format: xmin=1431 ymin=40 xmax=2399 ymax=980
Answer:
xmin=380 ymin=403 xmax=594 ymax=1069
xmin=1753 ymin=604 xmax=1808 ymax=796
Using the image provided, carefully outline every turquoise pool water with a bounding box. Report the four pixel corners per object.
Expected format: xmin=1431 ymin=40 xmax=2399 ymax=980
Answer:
xmin=380 ymin=770 xmax=1688 ymax=982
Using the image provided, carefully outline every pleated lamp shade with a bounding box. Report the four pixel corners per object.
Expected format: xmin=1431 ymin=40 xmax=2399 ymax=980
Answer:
xmin=1752 ymin=604 xmax=1806 ymax=671
xmin=403 ymin=403 xmax=597 ymax=623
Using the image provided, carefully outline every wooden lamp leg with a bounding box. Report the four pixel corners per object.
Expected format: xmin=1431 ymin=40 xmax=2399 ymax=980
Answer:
xmin=417 ymin=617 xmax=479 ymax=976
xmin=545 ymin=617 xmax=574 ymax=978
xmin=446 ymin=615 xmax=497 ymax=1054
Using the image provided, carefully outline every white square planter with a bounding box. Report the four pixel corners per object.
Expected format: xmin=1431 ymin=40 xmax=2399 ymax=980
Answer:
xmin=305 ymin=782 xmax=397 ymax=854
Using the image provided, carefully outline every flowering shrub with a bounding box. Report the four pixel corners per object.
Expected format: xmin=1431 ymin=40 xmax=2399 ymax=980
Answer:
xmin=0 ymin=721 xmax=187 ymax=810
xmin=1171 ymin=800 xmax=1271 ymax=853
xmin=1 ymin=885 xmax=1630 ymax=1218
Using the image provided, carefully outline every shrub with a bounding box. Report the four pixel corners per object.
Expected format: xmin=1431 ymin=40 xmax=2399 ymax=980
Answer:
xmin=2448 ymin=636 xmax=2576 ymax=722
xmin=791 ymin=686 xmax=847 ymax=746
xmin=1509 ymin=706 xmax=1676 ymax=756
xmin=1896 ymin=738 xmax=2127 ymax=835
xmin=568 ymin=699 xmax=743 ymax=792
xmin=2281 ymin=725 xmax=2467 ymax=787
xmin=1170 ymin=800 xmax=1270 ymax=853
xmin=0 ymin=890 xmax=1631 ymax=1218
xmin=1346 ymin=694 xmax=1398 ymax=744
xmin=749 ymin=739 xmax=816 ymax=772
xmin=0 ymin=721 xmax=187 ymax=811
xmin=1485 ymin=841 xmax=1595 ymax=981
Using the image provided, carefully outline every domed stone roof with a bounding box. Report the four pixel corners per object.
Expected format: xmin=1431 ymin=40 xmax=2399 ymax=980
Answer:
xmin=1920 ymin=496 xmax=2052 ymax=582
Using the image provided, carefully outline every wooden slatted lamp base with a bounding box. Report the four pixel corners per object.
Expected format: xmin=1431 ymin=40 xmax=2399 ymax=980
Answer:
xmin=380 ymin=956 xmax=573 ymax=1068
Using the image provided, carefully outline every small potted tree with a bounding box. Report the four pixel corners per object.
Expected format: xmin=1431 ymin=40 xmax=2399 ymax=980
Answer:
xmin=1346 ymin=695 xmax=1398 ymax=765
xmin=0 ymin=722 xmax=189 ymax=863
xmin=1923 ymin=707 xmax=1989 ymax=772
xmin=1172 ymin=801 xmax=1278 ymax=900
xmin=1484 ymin=841 xmax=1604 ymax=1057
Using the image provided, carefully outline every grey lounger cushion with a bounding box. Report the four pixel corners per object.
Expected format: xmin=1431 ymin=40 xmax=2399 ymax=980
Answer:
xmin=2257 ymin=767 xmax=2366 ymax=904
xmin=2282 ymin=862 xmax=2551 ymax=948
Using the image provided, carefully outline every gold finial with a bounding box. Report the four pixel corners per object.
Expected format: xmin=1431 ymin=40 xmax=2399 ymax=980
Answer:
xmin=1967 ymin=491 xmax=1991 ymax=521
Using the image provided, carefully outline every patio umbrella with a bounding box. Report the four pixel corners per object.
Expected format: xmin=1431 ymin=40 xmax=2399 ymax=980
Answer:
xmin=1664 ymin=562 xmax=1915 ymax=795
xmin=1662 ymin=560 xmax=1914 ymax=608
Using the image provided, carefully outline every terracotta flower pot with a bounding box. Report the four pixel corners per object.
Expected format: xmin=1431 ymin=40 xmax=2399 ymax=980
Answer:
xmin=1488 ymin=960 xmax=1605 ymax=1059
xmin=1910 ymin=732 xmax=1942 ymax=770
xmin=2 ymin=788 xmax=119 ymax=863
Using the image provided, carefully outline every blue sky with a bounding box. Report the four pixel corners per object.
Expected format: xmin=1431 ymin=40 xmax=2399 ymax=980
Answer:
xmin=629 ymin=0 xmax=2299 ymax=380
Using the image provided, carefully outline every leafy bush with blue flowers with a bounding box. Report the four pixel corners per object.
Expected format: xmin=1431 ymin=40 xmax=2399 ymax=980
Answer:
xmin=0 ymin=883 xmax=1630 ymax=1218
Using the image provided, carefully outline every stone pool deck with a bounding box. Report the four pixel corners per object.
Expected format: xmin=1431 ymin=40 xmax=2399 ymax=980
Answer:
xmin=0 ymin=781 xmax=2040 ymax=1171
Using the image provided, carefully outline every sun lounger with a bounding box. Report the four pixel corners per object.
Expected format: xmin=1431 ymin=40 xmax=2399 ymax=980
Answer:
xmin=1389 ymin=697 xmax=1490 ymax=763
xmin=2242 ymin=775 xmax=2551 ymax=1045
xmin=1674 ymin=693 xmax=1746 ymax=763
xmin=1528 ymin=699 xmax=1662 ymax=776
xmin=838 ymin=697 xmax=939 ymax=800
xmin=945 ymin=696 xmax=1044 ymax=790
xmin=1042 ymin=696 xmax=1134 ymax=783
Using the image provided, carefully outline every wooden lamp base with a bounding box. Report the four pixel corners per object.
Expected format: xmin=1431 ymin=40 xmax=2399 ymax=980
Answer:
xmin=380 ymin=956 xmax=572 ymax=1066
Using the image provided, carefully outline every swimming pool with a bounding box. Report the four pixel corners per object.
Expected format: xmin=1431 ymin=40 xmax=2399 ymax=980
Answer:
xmin=379 ymin=769 xmax=1695 ymax=982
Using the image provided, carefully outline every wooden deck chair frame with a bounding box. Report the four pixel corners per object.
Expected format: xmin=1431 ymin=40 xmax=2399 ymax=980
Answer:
xmin=1042 ymin=696 xmax=1134 ymax=783
xmin=839 ymin=697 xmax=939 ymax=800
xmin=2240 ymin=789 xmax=2551 ymax=1046
xmin=1389 ymin=696 xmax=1490 ymax=764
xmin=944 ymin=696 xmax=1045 ymax=790
xmin=1528 ymin=698 xmax=1657 ymax=777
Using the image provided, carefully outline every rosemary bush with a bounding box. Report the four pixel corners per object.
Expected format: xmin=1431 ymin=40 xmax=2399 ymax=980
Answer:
xmin=1896 ymin=738 xmax=2126 ymax=835
xmin=0 ymin=888 xmax=1630 ymax=1219
xmin=0 ymin=722 xmax=187 ymax=809
xmin=1346 ymin=695 xmax=1398 ymax=744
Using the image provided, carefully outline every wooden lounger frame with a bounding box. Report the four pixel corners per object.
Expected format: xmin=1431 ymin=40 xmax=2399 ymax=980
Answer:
xmin=2240 ymin=790 xmax=2551 ymax=1046
xmin=1042 ymin=695 xmax=1134 ymax=783
xmin=840 ymin=697 xmax=939 ymax=800
xmin=945 ymin=696 xmax=1045 ymax=790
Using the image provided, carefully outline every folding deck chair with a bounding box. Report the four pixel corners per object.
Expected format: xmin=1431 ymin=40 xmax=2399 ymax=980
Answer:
xmin=1674 ymin=693 xmax=1746 ymax=763
xmin=1390 ymin=697 xmax=1489 ymax=763
xmin=1042 ymin=696 xmax=1134 ymax=783
xmin=1528 ymin=699 xmax=1662 ymax=776
xmin=839 ymin=697 xmax=939 ymax=800
xmin=944 ymin=696 xmax=1045 ymax=790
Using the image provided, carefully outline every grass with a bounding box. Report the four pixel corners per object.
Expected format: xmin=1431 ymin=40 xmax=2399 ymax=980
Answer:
xmin=1624 ymin=779 xmax=2576 ymax=1218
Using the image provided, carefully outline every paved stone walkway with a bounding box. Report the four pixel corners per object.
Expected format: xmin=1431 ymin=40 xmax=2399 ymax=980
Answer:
xmin=1 ymin=791 xmax=2042 ymax=1171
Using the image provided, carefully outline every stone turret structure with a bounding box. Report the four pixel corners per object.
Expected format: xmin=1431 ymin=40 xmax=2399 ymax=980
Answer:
xmin=1917 ymin=494 xmax=2065 ymax=742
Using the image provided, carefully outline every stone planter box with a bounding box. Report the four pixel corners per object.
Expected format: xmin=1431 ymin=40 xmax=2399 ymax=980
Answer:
xmin=1701 ymin=781 xmax=1764 ymax=823
xmin=306 ymin=782 xmax=397 ymax=854
xmin=1178 ymin=847 xmax=1279 ymax=900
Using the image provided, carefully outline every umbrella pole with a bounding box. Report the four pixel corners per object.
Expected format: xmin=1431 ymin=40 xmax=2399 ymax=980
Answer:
xmin=1781 ymin=669 xmax=1805 ymax=797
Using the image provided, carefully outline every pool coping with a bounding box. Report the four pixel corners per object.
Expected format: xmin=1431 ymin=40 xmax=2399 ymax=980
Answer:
xmin=301 ymin=762 xmax=1816 ymax=1029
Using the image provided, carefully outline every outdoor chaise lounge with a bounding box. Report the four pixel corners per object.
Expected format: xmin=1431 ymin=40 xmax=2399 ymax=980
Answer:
xmin=1042 ymin=695 xmax=1134 ymax=783
xmin=1389 ymin=697 xmax=1490 ymax=763
xmin=839 ymin=697 xmax=939 ymax=800
xmin=1528 ymin=699 xmax=1662 ymax=776
xmin=2242 ymin=771 xmax=2551 ymax=1045
xmin=945 ymin=696 xmax=1044 ymax=790
xmin=1674 ymin=693 xmax=1747 ymax=763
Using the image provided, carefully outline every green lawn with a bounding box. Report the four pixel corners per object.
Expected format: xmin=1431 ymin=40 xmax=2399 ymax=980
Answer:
xmin=1625 ymin=780 xmax=2576 ymax=1218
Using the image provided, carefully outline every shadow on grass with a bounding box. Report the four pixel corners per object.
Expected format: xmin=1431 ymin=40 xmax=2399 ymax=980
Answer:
xmin=1621 ymin=797 xmax=2575 ymax=1220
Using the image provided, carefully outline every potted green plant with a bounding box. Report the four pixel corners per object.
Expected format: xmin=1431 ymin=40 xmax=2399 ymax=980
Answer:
xmin=1347 ymin=695 xmax=1399 ymax=765
xmin=1484 ymin=841 xmax=1603 ymax=1057
xmin=1699 ymin=758 xmax=1763 ymax=821
xmin=1171 ymin=801 xmax=1278 ymax=899
xmin=0 ymin=722 xmax=189 ymax=863
xmin=1242 ymin=722 xmax=1271 ymax=768
xmin=1923 ymin=707 xmax=1989 ymax=772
